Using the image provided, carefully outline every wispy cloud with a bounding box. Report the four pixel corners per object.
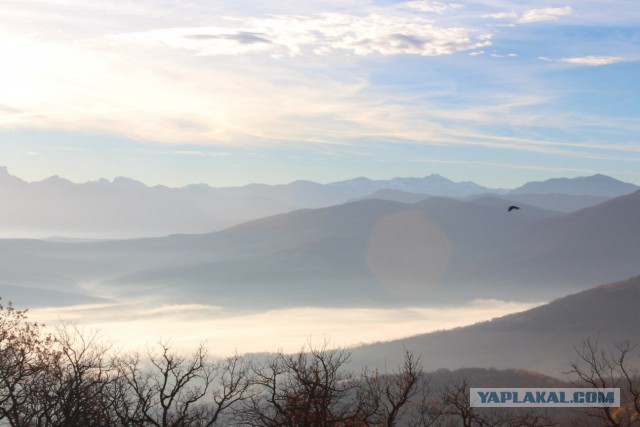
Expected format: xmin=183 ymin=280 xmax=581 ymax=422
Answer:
xmin=482 ymin=6 xmax=572 ymax=25
xmin=518 ymin=6 xmax=572 ymax=23
xmin=483 ymin=11 xmax=517 ymax=19
xmin=560 ymin=56 xmax=627 ymax=66
xmin=112 ymin=13 xmax=492 ymax=58
xmin=489 ymin=52 xmax=517 ymax=58
xmin=401 ymin=1 xmax=464 ymax=14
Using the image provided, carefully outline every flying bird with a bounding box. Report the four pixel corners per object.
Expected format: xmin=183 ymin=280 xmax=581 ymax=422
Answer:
xmin=507 ymin=205 xmax=520 ymax=212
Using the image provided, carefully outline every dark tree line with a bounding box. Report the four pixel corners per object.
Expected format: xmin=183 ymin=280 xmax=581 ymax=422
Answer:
xmin=1 ymin=299 xmax=638 ymax=426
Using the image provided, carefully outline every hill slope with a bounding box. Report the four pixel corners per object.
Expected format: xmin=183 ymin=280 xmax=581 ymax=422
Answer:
xmin=460 ymin=190 xmax=640 ymax=293
xmin=104 ymin=196 xmax=562 ymax=306
xmin=350 ymin=275 xmax=640 ymax=377
xmin=467 ymin=193 xmax=612 ymax=213
xmin=0 ymin=192 xmax=638 ymax=308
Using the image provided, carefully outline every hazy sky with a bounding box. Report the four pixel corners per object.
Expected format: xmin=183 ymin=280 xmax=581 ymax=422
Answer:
xmin=1 ymin=0 xmax=639 ymax=187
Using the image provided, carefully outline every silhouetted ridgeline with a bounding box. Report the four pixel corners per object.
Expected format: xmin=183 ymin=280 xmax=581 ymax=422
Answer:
xmin=1 ymin=167 xmax=637 ymax=238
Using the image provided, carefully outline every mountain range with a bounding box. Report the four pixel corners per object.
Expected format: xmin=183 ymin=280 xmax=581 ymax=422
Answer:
xmin=1 ymin=167 xmax=638 ymax=238
xmin=1 ymin=187 xmax=638 ymax=309
xmin=1 ymin=169 xmax=639 ymax=381
xmin=0 ymin=167 xmax=291 ymax=238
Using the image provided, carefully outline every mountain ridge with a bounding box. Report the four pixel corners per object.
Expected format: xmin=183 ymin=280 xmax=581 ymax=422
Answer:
xmin=3 ymin=191 xmax=638 ymax=308
xmin=510 ymin=173 xmax=639 ymax=196
xmin=350 ymin=275 xmax=640 ymax=377
xmin=3 ymin=167 xmax=638 ymax=238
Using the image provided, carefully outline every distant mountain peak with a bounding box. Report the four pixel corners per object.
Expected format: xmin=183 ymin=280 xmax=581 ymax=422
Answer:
xmin=39 ymin=175 xmax=72 ymax=185
xmin=426 ymin=173 xmax=450 ymax=181
xmin=0 ymin=166 xmax=27 ymax=185
xmin=330 ymin=176 xmax=374 ymax=187
xmin=577 ymin=174 xmax=624 ymax=183
xmin=348 ymin=176 xmax=372 ymax=183
xmin=112 ymin=176 xmax=147 ymax=187
xmin=510 ymin=174 xmax=639 ymax=197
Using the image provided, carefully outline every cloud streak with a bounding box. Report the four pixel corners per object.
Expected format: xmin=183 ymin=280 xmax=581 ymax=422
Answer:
xmin=483 ymin=11 xmax=517 ymax=19
xmin=560 ymin=56 xmax=627 ymax=66
xmin=401 ymin=1 xmax=464 ymax=14
xmin=518 ymin=6 xmax=572 ymax=23
xmin=111 ymin=13 xmax=492 ymax=58
xmin=483 ymin=6 xmax=572 ymax=25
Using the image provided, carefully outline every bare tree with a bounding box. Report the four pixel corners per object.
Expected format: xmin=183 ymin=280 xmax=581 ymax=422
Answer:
xmin=238 ymin=343 xmax=432 ymax=427
xmin=202 ymin=352 xmax=254 ymax=426
xmin=30 ymin=324 xmax=120 ymax=426
xmin=440 ymin=379 xmax=483 ymax=427
xmin=567 ymin=338 xmax=640 ymax=427
xmin=238 ymin=342 xmax=360 ymax=426
xmin=437 ymin=379 xmax=553 ymax=427
xmin=117 ymin=341 xmax=215 ymax=426
xmin=0 ymin=299 xmax=54 ymax=427
xmin=356 ymin=350 xmax=434 ymax=426
xmin=410 ymin=390 xmax=447 ymax=427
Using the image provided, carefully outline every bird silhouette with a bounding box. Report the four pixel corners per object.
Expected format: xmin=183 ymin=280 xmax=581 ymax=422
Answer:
xmin=507 ymin=205 xmax=520 ymax=212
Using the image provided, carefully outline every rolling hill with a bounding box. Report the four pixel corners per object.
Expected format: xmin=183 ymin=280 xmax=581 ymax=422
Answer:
xmin=350 ymin=275 xmax=640 ymax=378
xmin=97 ymin=196 xmax=566 ymax=306
xmin=458 ymin=190 xmax=640 ymax=295
xmin=0 ymin=189 xmax=638 ymax=309
xmin=467 ymin=193 xmax=612 ymax=213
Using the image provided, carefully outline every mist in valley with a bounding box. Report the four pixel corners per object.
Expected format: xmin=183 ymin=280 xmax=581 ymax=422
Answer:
xmin=26 ymin=298 xmax=540 ymax=356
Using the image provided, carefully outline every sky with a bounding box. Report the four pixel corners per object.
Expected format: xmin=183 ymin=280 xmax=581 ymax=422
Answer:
xmin=1 ymin=0 xmax=639 ymax=188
